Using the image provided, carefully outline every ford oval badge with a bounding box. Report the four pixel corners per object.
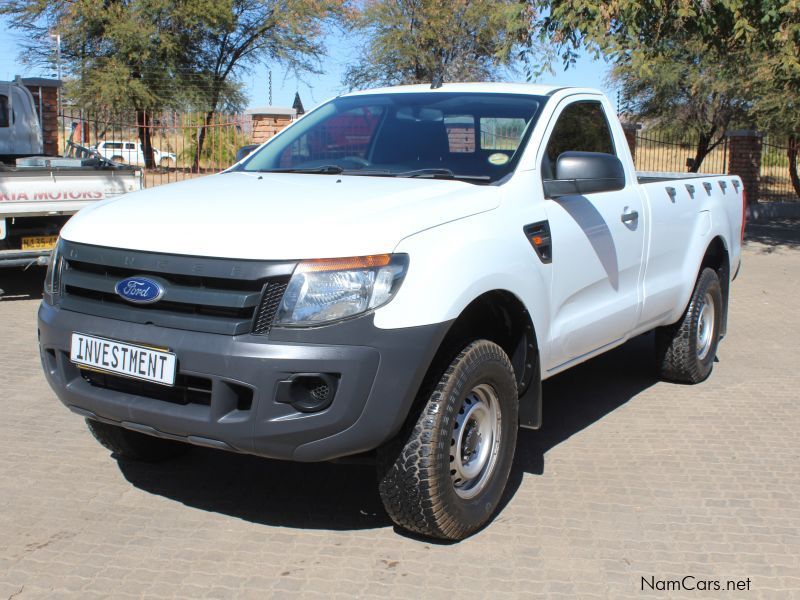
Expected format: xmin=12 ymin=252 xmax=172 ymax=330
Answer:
xmin=115 ymin=276 xmax=165 ymax=304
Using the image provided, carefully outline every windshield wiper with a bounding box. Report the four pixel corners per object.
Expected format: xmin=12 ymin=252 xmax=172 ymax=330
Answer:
xmin=258 ymin=165 xmax=344 ymax=175
xmin=394 ymin=168 xmax=491 ymax=182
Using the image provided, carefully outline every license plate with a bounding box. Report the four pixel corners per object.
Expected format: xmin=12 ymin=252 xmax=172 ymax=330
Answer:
xmin=70 ymin=332 xmax=177 ymax=386
xmin=22 ymin=235 xmax=58 ymax=251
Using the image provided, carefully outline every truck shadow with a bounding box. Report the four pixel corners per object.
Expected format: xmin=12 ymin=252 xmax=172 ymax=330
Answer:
xmin=117 ymin=333 xmax=659 ymax=535
xmin=500 ymin=333 xmax=658 ymax=511
xmin=744 ymin=219 xmax=800 ymax=252
xmin=0 ymin=266 xmax=46 ymax=301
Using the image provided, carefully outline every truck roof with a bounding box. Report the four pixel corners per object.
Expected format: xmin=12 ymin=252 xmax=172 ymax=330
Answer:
xmin=343 ymin=82 xmax=601 ymax=97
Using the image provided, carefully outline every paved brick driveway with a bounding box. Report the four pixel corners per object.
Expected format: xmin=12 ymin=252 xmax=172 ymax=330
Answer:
xmin=1 ymin=230 xmax=798 ymax=599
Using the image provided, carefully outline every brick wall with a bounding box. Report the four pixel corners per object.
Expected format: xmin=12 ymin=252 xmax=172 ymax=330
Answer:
xmin=621 ymin=122 xmax=640 ymax=162
xmin=251 ymin=114 xmax=294 ymax=145
xmin=727 ymin=130 xmax=762 ymax=203
xmin=23 ymin=83 xmax=60 ymax=156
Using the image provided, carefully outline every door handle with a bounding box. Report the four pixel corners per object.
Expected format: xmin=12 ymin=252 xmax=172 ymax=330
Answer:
xmin=621 ymin=208 xmax=639 ymax=223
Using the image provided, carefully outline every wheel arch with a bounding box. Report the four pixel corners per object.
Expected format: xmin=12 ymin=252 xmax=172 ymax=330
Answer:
xmin=417 ymin=289 xmax=543 ymax=430
xmin=699 ymin=236 xmax=730 ymax=338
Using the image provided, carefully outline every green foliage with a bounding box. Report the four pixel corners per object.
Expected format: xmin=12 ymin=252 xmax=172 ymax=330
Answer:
xmin=343 ymin=0 xmax=536 ymax=89
xmin=536 ymin=0 xmax=800 ymax=136
xmin=1 ymin=0 xmax=346 ymax=113
xmin=179 ymin=113 xmax=251 ymax=167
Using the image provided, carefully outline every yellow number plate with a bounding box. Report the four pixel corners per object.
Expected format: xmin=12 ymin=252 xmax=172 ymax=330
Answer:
xmin=21 ymin=235 xmax=58 ymax=251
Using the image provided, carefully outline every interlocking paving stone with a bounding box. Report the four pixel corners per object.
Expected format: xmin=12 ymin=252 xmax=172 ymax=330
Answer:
xmin=0 ymin=232 xmax=798 ymax=599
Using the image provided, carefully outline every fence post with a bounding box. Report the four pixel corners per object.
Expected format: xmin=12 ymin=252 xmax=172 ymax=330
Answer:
xmin=621 ymin=122 xmax=641 ymax=163
xmin=726 ymin=130 xmax=762 ymax=204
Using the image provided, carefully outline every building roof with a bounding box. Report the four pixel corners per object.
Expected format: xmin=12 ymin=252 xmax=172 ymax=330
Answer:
xmin=19 ymin=77 xmax=63 ymax=88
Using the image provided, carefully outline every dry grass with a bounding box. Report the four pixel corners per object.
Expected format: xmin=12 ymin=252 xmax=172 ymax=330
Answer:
xmin=634 ymin=142 xmax=798 ymax=202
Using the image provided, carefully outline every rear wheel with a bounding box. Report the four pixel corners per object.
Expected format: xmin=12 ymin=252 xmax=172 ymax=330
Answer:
xmin=656 ymin=267 xmax=723 ymax=383
xmin=110 ymin=155 xmax=125 ymax=164
xmin=377 ymin=339 xmax=518 ymax=540
xmin=86 ymin=419 xmax=187 ymax=462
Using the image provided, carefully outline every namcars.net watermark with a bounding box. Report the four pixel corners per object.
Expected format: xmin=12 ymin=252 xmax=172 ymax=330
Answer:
xmin=642 ymin=576 xmax=752 ymax=592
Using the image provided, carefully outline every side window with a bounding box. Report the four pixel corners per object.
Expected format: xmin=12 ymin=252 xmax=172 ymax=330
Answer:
xmin=125 ymin=143 xmax=137 ymax=150
xmin=0 ymin=95 xmax=10 ymax=128
xmin=542 ymin=101 xmax=615 ymax=180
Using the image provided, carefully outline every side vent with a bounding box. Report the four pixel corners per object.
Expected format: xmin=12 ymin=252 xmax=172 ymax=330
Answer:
xmin=252 ymin=277 xmax=290 ymax=335
xmin=523 ymin=221 xmax=552 ymax=264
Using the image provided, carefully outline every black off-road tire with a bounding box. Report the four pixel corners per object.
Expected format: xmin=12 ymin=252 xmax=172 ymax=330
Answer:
xmin=86 ymin=419 xmax=188 ymax=462
xmin=656 ymin=267 xmax=723 ymax=383
xmin=377 ymin=340 xmax=518 ymax=540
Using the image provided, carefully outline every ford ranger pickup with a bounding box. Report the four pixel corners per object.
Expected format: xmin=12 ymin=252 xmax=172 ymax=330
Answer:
xmin=37 ymin=83 xmax=745 ymax=540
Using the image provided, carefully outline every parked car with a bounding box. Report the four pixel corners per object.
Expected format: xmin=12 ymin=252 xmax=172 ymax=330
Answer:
xmin=38 ymin=83 xmax=745 ymax=540
xmin=0 ymin=77 xmax=142 ymax=272
xmin=93 ymin=140 xmax=176 ymax=167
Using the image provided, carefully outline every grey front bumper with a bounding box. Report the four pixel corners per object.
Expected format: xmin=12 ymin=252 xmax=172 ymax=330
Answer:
xmin=38 ymin=302 xmax=449 ymax=461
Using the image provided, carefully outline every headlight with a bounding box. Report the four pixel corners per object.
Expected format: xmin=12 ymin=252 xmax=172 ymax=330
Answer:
xmin=275 ymin=254 xmax=408 ymax=326
xmin=43 ymin=240 xmax=64 ymax=304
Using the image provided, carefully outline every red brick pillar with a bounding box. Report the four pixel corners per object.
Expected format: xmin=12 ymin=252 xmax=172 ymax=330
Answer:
xmin=23 ymin=81 xmax=61 ymax=156
xmin=621 ymin=122 xmax=641 ymax=163
xmin=726 ymin=130 xmax=762 ymax=204
xmin=250 ymin=112 xmax=295 ymax=145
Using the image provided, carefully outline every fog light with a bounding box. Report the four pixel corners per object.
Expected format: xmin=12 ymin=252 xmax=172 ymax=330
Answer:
xmin=276 ymin=373 xmax=339 ymax=413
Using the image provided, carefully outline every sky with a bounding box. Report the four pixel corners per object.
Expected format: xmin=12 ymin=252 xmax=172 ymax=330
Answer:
xmin=0 ymin=17 xmax=615 ymax=112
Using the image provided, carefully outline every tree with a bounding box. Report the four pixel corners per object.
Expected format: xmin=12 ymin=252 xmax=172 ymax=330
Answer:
xmin=536 ymin=0 xmax=800 ymax=189
xmin=177 ymin=0 xmax=347 ymax=170
xmin=611 ymin=39 xmax=751 ymax=172
xmin=1 ymin=0 xmax=345 ymax=168
xmin=343 ymin=0 xmax=535 ymax=89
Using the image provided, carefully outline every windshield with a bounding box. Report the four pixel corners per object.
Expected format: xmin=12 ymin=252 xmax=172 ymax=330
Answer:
xmin=238 ymin=92 xmax=547 ymax=184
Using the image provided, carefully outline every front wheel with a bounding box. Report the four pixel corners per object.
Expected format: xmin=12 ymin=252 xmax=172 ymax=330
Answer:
xmin=656 ymin=267 xmax=723 ymax=383
xmin=377 ymin=339 xmax=518 ymax=540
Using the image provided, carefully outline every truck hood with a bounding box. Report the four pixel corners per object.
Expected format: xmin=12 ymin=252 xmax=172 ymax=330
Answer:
xmin=60 ymin=171 xmax=500 ymax=260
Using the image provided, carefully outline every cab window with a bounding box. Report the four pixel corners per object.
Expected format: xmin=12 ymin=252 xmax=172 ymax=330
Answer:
xmin=542 ymin=101 xmax=615 ymax=180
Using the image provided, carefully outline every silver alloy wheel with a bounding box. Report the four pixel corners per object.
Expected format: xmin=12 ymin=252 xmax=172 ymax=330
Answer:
xmin=696 ymin=291 xmax=716 ymax=360
xmin=450 ymin=383 xmax=502 ymax=499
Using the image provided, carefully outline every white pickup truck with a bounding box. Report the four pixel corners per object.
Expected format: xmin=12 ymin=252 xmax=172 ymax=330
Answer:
xmin=38 ymin=83 xmax=745 ymax=540
xmin=1 ymin=77 xmax=142 ymax=271
xmin=92 ymin=140 xmax=176 ymax=167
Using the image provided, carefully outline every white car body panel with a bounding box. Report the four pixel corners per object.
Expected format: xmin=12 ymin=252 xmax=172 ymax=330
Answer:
xmin=60 ymin=171 xmax=500 ymax=260
xmin=0 ymin=79 xmax=44 ymax=157
xmin=59 ymin=83 xmax=744 ymax=378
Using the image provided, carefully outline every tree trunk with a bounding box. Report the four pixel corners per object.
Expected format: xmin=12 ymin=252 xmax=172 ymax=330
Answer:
xmin=192 ymin=109 xmax=215 ymax=173
xmin=690 ymin=133 xmax=711 ymax=173
xmin=136 ymin=109 xmax=156 ymax=169
xmin=788 ymin=134 xmax=800 ymax=199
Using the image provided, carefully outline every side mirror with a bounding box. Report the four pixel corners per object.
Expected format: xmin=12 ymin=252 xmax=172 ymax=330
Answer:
xmin=543 ymin=151 xmax=626 ymax=199
xmin=235 ymin=144 xmax=259 ymax=163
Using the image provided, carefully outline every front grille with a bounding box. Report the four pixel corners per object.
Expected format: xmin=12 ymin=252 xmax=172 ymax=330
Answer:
xmin=59 ymin=241 xmax=296 ymax=336
xmin=81 ymin=369 xmax=213 ymax=406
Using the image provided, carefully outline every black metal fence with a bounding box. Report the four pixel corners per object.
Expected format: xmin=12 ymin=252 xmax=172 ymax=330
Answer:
xmin=634 ymin=129 xmax=799 ymax=202
xmin=634 ymin=131 xmax=729 ymax=175
xmin=58 ymin=107 xmax=254 ymax=188
xmin=760 ymin=136 xmax=798 ymax=203
xmin=55 ymin=107 xmax=800 ymax=202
